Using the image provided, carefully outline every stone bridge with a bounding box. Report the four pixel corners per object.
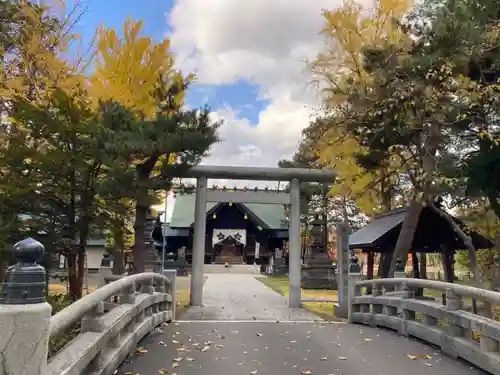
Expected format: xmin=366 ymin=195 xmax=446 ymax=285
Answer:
xmin=1 ymin=239 xmax=498 ymax=375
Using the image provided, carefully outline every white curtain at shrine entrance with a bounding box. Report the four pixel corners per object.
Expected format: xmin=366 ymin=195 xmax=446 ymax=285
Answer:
xmin=212 ymin=229 xmax=247 ymax=246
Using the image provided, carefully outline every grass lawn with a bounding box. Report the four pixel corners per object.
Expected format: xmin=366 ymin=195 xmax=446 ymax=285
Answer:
xmin=175 ymin=287 xmax=191 ymax=319
xmin=257 ymin=276 xmax=340 ymax=321
xmin=48 ymin=283 xmax=96 ymax=295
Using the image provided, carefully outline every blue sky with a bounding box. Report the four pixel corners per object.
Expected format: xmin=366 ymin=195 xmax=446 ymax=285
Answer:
xmin=73 ymin=0 xmax=267 ymax=124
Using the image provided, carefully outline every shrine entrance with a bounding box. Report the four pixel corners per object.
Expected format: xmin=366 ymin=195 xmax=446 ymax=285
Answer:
xmin=214 ymin=237 xmax=244 ymax=264
xmin=173 ymin=165 xmax=335 ymax=308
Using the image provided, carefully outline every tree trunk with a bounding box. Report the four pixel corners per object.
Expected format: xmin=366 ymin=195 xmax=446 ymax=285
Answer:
xmin=487 ymin=193 xmax=500 ymax=220
xmin=388 ymin=199 xmax=423 ymax=277
xmin=111 ymin=248 xmax=125 ymax=274
xmin=67 ymin=252 xmax=82 ymax=300
xmin=132 ymin=201 xmax=148 ymax=274
xmin=132 ymin=157 xmax=158 ymax=274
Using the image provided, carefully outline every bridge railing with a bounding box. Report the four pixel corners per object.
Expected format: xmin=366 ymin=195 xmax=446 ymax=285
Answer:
xmin=0 ymin=238 xmax=176 ymax=375
xmin=348 ymin=276 xmax=500 ymax=375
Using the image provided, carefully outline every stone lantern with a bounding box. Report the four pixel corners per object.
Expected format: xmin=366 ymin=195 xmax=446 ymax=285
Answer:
xmin=301 ymin=215 xmax=337 ymax=289
xmin=144 ymin=210 xmax=160 ymax=272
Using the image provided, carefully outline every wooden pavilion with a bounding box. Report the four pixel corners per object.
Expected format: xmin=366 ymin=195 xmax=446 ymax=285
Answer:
xmin=349 ymin=206 xmax=493 ymax=281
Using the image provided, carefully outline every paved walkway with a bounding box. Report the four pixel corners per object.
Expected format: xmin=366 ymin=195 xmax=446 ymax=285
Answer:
xmin=181 ymin=274 xmax=319 ymax=321
xmin=118 ymin=274 xmax=484 ymax=375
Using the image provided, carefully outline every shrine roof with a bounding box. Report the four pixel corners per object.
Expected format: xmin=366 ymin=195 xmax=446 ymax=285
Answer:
xmin=169 ymin=193 xmax=288 ymax=230
xmin=349 ymin=206 xmax=493 ymax=252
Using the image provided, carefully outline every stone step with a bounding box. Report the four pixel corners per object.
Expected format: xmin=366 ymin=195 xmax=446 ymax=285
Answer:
xmin=214 ymin=255 xmax=243 ymax=265
xmin=204 ymin=264 xmax=261 ymax=274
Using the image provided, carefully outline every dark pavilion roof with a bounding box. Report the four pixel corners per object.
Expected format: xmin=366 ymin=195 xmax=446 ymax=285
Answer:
xmin=169 ymin=192 xmax=288 ymax=230
xmin=349 ymin=206 xmax=493 ymax=252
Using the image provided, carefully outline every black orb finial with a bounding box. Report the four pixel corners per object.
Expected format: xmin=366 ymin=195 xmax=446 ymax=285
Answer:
xmin=1 ymin=238 xmax=47 ymax=304
xmin=13 ymin=237 xmax=45 ymax=264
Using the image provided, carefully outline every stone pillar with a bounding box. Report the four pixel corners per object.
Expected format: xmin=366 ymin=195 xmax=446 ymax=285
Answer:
xmin=347 ymin=261 xmax=362 ymax=323
xmin=162 ymin=269 xmax=177 ymax=321
xmin=288 ymin=178 xmax=301 ymax=308
xmin=0 ymin=238 xmax=52 ymax=375
xmin=334 ymin=222 xmax=349 ymax=318
xmin=273 ymin=248 xmax=287 ymax=275
xmin=190 ymin=176 xmax=207 ymax=306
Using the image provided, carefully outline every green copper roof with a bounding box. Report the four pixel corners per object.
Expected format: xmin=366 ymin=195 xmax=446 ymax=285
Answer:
xmin=169 ymin=193 xmax=288 ymax=230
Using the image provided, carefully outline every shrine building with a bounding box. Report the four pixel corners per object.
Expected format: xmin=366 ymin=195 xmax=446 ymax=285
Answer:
xmin=152 ymin=189 xmax=289 ymax=265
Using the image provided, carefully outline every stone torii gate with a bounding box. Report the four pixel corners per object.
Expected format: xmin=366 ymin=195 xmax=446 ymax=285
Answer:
xmin=183 ymin=165 xmax=336 ymax=308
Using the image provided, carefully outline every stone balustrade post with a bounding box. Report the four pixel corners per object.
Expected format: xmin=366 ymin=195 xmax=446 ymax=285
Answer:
xmin=347 ymin=256 xmax=362 ymax=323
xmin=442 ymin=288 xmax=464 ymax=358
xmin=0 ymin=238 xmax=52 ymax=375
xmin=162 ymin=269 xmax=177 ymax=321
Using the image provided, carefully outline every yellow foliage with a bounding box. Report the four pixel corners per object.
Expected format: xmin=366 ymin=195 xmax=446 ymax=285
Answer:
xmin=89 ymin=18 xmax=173 ymax=117
xmin=311 ymin=0 xmax=414 ymax=216
xmin=314 ymin=0 xmax=412 ymax=105
xmin=317 ymin=123 xmax=382 ymax=216
xmin=0 ymin=1 xmax=85 ymax=102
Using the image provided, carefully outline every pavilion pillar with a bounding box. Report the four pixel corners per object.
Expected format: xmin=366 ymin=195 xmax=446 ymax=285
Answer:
xmin=190 ymin=176 xmax=207 ymax=306
xmin=288 ymin=178 xmax=301 ymax=308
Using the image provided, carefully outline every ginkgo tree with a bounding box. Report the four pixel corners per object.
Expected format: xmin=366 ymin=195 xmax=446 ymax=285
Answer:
xmin=312 ymin=0 xmax=500 ymax=280
xmin=90 ymin=19 xmax=221 ymax=273
xmin=90 ymin=19 xmax=173 ymax=117
xmin=310 ymin=0 xmax=412 ymax=219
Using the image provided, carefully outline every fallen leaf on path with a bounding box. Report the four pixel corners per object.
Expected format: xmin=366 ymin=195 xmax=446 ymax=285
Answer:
xmin=424 ymin=363 xmax=432 ymax=367
xmin=173 ymin=357 xmax=183 ymax=362
xmin=249 ymin=370 xmax=257 ymax=374
xmin=364 ymin=338 xmax=372 ymax=342
xmin=320 ymin=357 xmax=327 ymax=361
xmin=135 ymin=347 xmax=148 ymax=354
xmin=172 ymin=340 xmax=179 ymax=344
xmin=159 ymin=369 xmax=168 ymax=374
xmin=172 ymin=362 xmax=180 ymax=368
xmin=176 ymin=347 xmax=187 ymax=352
xmin=290 ymin=340 xmax=297 ymax=343
xmin=201 ymin=346 xmax=210 ymax=352
xmin=302 ymin=370 xmax=312 ymax=374
xmin=407 ymin=354 xmax=431 ymax=360
xmin=186 ymin=357 xmax=194 ymax=362
xmin=338 ymin=356 xmax=347 ymax=360
xmin=159 ymin=341 xmax=165 ymax=345
xmin=256 ymin=333 xmax=263 ymax=336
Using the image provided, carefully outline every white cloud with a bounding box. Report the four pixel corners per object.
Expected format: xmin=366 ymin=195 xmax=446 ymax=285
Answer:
xmin=167 ymin=0 xmax=340 ymax=190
